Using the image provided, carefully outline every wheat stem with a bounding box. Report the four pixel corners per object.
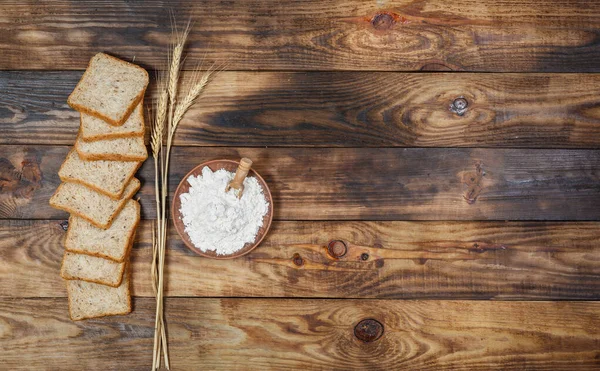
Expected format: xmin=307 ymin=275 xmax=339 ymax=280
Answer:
xmin=151 ymin=217 xmax=158 ymax=295
xmin=151 ymin=17 xmax=217 ymax=370
xmin=153 ymin=20 xmax=191 ymax=371
xmin=151 ymin=86 xmax=169 ymax=371
xmin=150 ymin=68 xmax=169 ymax=370
xmin=151 ymin=119 xmax=161 ymax=371
xmin=158 ymin=68 xmax=172 ymax=371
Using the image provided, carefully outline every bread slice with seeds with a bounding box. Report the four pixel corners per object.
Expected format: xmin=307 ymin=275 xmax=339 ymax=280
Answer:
xmin=49 ymin=178 xmax=140 ymax=229
xmin=61 ymin=251 xmax=127 ymax=287
xmin=58 ymin=148 xmax=141 ymax=199
xmin=67 ymin=52 xmax=148 ymax=126
xmin=80 ymin=102 xmax=145 ymax=141
xmin=66 ymin=264 xmax=131 ymax=321
xmin=65 ymin=200 xmax=140 ymax=262
xmin=75 ymin=134 xmax=148 ymax=162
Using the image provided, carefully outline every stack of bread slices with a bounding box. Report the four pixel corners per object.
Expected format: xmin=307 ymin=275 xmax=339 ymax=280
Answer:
xmin=50 ymin=53 xmax=149 ymax=321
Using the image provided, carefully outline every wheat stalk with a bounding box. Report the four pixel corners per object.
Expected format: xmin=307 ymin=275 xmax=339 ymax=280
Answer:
xmin=150 ymin=72 xmax=170 ymax=370
xmin=152 ymin=22 xmax=189 ymax=371
xmin=150 ymin=17 xmax=220 ymax=371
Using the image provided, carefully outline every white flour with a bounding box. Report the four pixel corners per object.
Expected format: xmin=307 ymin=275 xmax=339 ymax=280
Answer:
xmin=179 ymin=166 xmax=269 ymax=255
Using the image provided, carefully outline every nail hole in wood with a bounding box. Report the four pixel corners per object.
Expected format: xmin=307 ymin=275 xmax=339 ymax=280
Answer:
xmin=450 ymin=97 xmax=468 ymax=116
xmin=59 ymin=220 xmax=69 ymax=231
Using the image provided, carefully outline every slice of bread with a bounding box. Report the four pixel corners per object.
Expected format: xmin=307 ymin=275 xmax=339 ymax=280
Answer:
xmin=49 ymin=178 xmax=140 ymax=229
xmin=58 ymin=148 xmax=141 ymax=199
xmin=75 ymin=135 xmax=148 ymax=162
xmin=66 ymin=264 xmax=131 ymax=321
xmin=61 ymin=251 xmax=126 ymax=287
xmin=67 ymin=53 xmax=149 ymax=126
xmin=65 ymin=200 xmax=140 ymax=262
xmin=80 ymin=102 xmax=145 ymax=141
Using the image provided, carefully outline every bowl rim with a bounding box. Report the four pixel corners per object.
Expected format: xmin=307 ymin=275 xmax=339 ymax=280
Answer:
xmin=171 ymin=159 xmax=274 ymax=259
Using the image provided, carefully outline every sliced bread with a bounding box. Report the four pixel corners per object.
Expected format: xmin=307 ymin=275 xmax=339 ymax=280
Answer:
xmin=67 ymin=52 xmax=149 ymax=126
xmin=49 ymin=178 xmax=140 ymax=229
xmin=58 ymin=148 xmax=141 ymax=199
xmin=80 ymin=102 xmax=145 ymax=141
xmin=66 ymin=265 xmax=131 ymax=321
xmin=75 ymin=135 xmax=148 ymax=162
xmin=61 ymin=251 xmax=126 ymax=287
xmin=65 ymin=200 xmax=140 ymax=262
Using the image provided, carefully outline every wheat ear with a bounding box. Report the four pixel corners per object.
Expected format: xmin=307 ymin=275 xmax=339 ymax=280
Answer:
xmin=151 ymin=77 xmax=168 ymax=159
xmin=172 ymin=71 xmax=212 ymax=133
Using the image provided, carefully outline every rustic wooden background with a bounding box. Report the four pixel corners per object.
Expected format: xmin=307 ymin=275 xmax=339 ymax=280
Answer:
xmin=2 ymin=1 xmax=600 ymax=370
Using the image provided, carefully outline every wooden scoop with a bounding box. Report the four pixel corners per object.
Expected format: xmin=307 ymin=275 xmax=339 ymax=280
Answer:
xmin=225 ymin=158 xmax=253 ymax=199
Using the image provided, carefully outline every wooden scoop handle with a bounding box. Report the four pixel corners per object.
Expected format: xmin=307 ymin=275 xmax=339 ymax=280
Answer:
xmin=228 ymin=158 xmax=253 ymax=191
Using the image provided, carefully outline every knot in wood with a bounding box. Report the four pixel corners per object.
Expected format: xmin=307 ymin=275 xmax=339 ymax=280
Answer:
xmin=354 ymin=319 xmax=384 ymax=342
xmin=371 ymin=13 xmax=395 ymax=30
xmin=292 ymin=253 xmax=304 ymax=267
xmin=463 ymin=162 xmax=484 ymax=204
xmin=327 ymin=240 xmax=347 ymax=259
xmin=450 ymin=97 xmax=468 ymax=116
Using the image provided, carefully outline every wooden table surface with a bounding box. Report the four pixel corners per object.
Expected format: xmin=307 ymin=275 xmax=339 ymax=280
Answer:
xmin=2 ymin=1 xmax=600 ymax=370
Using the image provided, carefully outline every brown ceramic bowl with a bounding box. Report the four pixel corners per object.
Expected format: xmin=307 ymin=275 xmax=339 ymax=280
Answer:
xmin=172 ymin=159 xmax=273 ymax=259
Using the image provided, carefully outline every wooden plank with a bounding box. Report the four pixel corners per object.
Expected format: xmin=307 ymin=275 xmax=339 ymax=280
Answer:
xmin=2 ymin=219 xmax=599 ymax=299
xmin=2 ymin=145 xmax=600 ymax=221
xmin=2 ymin=298 xmax=599 ymax=370
xmin=4 ymin=71 xmax=600 ymax=148
xmin=1 ymin=1 xmax=600 ymax=71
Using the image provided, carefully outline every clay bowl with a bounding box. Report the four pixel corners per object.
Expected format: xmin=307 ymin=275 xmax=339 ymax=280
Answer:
xmin=172 ymin=159 xmax=273 ymax=259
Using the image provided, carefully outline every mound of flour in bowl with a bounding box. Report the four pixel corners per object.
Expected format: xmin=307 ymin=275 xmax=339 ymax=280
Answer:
xmin=179 ymin=166 xmax=269 ymax=255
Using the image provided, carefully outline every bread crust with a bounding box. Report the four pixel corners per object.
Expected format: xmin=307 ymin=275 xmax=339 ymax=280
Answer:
xmin=75 ymin=151 xmax=148 ymax=162
xmin=60 ymin=251 xmax=126 ymax=288
xmin=67 ymin=52 xmax=149 ymax=126
xmin=58 ymin=149 xmax=142 ymax=200
xmin=66 ymin=267 xmax=132 ymax=321
xmin=80 ymin=106 xmax=146 ymax=142
xmin=68 ymin=91 xmax=144 ymax=127
xmin=49 ymin=180 xmax=140 ymax=230
xmin=64 ymin=201 xmax=140 ymax=262
xmin=74 ymin=137 xmax=148 ymax=162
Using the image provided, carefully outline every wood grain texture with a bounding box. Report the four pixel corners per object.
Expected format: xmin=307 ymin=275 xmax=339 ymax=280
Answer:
xmin=1 ymin=298 xmax=599 ymax=370
xmin=2 ymin=219 xmax=599 ymax=299
xmin=1 ymin=145 xmax=600 ymax=221
xmin=4 ymin=71 xmax=600 ymax=148
xmin=1 ymin=1 xmax=600 ymax=71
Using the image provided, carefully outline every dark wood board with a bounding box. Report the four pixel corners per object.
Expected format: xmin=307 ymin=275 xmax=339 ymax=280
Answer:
xmin=2 ymin=2 xmax=600 ymax=369
xmin=2 ymin=1 xmax=600 ymax=71
xmin=2 ymin=145 xmax=600 ymax=221
xmin=4 ymin=71 xmax=600 ymax=148
xmin=2 ymin=219 xmax=599 ymax=300
xmin=2 ymin=298 xmax=599 ymax=370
